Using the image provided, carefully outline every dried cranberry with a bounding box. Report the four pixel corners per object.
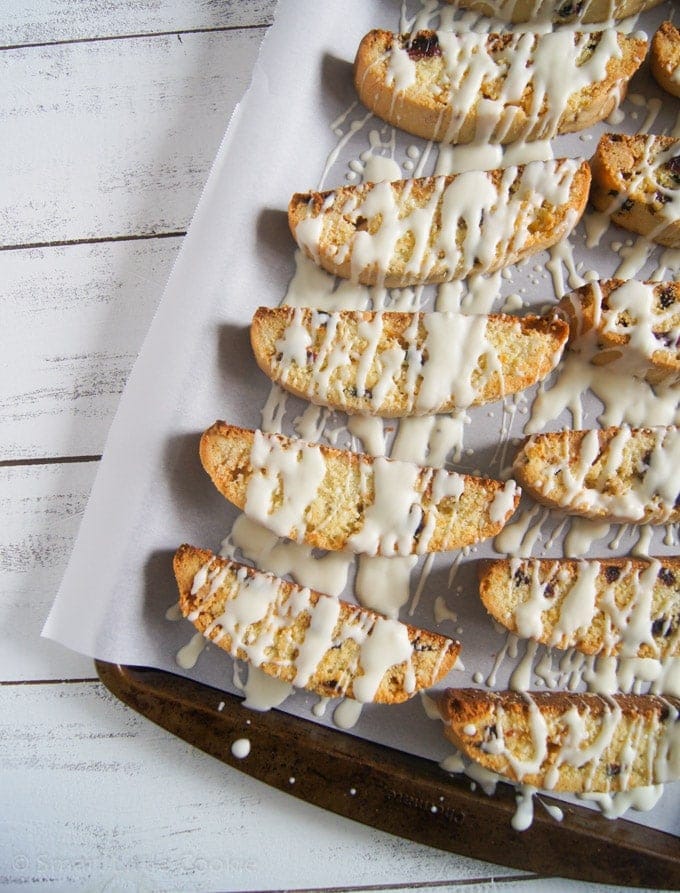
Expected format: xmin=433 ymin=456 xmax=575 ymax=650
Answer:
xmin=604 ymin=565 xmax=621 ymax=584
xmin=664 ymin=155 xmax=680 ymax=183
xmin=406 ymin=33 xmax=441 ymax=60
xmin=659 ymin=287 xmax=676 ymax=309
xmin=658 ymin=567 xmax=676 ymax=586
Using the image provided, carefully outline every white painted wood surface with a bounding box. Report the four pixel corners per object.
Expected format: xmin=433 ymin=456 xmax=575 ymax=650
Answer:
xmin=0 ymin=2 xmax=660 ymax=890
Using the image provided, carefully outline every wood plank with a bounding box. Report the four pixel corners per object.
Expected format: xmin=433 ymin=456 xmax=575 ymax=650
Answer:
xmin=0 ymin=462 xmax=97 ymax=679
xmin=0 ymin=0 xmax=275 ymax=46
xmin=0 ymin=28 xmax=265 ymax=246
xmin=0 ymin=238 xmax=181 ymax=459
xmin=0 ymin=681 xmax=511 ymax=891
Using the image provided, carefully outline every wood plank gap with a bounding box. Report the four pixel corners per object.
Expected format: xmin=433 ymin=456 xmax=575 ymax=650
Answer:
xmin=0 ymin=677 xmax=99 ymax=686
xmin=0 ymin=455 xmax=101 ymax=468
xmin=0 ymin=231 xmax=186 ymax=253
xmin=0 ymin=23 xmax=269 ymax=53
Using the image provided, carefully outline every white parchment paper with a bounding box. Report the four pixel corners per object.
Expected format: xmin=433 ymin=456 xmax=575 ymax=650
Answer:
xmin=44 ymin=0 xmax=680 ymax=838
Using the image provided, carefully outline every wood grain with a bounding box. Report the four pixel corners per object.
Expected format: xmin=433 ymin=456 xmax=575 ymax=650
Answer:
xmin=0 ymin=462 xmax=96 ymax=679
xmin=0 ymin=238 xmax=181 ymax=459
xmin=0 ymin=681 xmax=508 ymax=891
xmin=0 ymin=28 xmax=265 ymax=247
xmin=0 ymin=0 xmax=275 ymax=46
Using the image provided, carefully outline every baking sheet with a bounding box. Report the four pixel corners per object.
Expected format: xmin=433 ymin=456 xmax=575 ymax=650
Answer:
xmin=44 ymin=0 xmax=680 ymax=837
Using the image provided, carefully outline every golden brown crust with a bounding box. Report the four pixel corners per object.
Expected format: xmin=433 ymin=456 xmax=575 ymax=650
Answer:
xmin=438 ymin=688 xmax=680 ymax=792
xmin=589 ymin=133 xmax=680 ymax=248
xmin=513 ymin=425 xmax=680 ymax=524
xmin=651 ymin=21 xmax=680 ymax=99
xmin=199 ymin=422 xmax=520 ymax=555
xmin=478 ymin=557 xmax=680 ymax=658
xmin=354 ymin=30 xmax=645 ymax=144
xmin=250 ymin=307 xmax=568 ymax=417
xmin=446 ymin=0 xmax=663 ymax=24
xmin=173 ymin=544 xmax=460 ymax=704
xmin=289 ymin=162 xmax=591 ymax=287
xmin=557 ymin=279 xmax=680 ymax=385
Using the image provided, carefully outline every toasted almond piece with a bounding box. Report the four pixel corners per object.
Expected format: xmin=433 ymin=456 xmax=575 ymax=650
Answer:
xmin=438 ymin=688 xmax=680 ymax=792
xmin=513 ymin=426 xmax=680 ymax=525
xmin=354 ymin=30 xmax=645 ymax=145
xmin=478 ymin=556 xmax=680 ymax=658
xmin=651 ymin=21 xmax=680 ymax=99
xmin=200 ymin=423 xmax=520 ymax=556
xmin=174 ymin=544 xmax=460 ymax=704
xmin=289 ymin=160 xmax=590 ymax=287
xmin=557 ymin=279 xmax=680 ymax=385
xmin=589 ymin=133 xmax=680 ymax=248
xmin=251 ymin=307 xmax=567 ymax=417
xmin=445 ymin=0 xmax=663 ymax=24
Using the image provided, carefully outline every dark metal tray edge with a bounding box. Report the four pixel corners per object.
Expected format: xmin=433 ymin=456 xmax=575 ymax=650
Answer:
xmin=95 ymin=661 xmax=680 ymax=890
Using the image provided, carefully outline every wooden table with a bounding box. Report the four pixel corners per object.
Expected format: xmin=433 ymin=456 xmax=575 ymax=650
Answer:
xmin=0 ymin=3 xmax=643 ymax=890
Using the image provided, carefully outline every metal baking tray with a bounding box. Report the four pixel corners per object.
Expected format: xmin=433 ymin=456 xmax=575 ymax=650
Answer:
xmin=96 ymin=661 xmax=680 ymax=890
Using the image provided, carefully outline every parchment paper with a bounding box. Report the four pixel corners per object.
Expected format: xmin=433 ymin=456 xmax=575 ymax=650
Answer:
xmin=44 ymin=0 xmax=680 ymax=836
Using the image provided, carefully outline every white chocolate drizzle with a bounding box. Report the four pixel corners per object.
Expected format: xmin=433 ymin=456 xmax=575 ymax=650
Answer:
xmin=186 ymin=556 xmax=454 ymax=704
xmin=377 ymin=29 xmax=633 ymax=144
xmin=292 ymin=159 xmax=585 ymax=287
xmin=517 ymin=426 xmax=680 ymax=524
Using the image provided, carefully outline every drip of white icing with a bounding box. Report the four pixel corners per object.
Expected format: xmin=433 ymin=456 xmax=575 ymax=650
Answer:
xmin=231 ymin=738 xmax=251 ymax=759
xmin=355 ymin=554 xmax=417 ymax=620
xmin=176 ymin=632 xmax=206 ymax=670
xmin=333 ymin=698 xmax=364 ymax=730
xmin=243 ymin=665 xmax=293 ymax=712
xmin=226 ymin=514 xmax=352 ymax=599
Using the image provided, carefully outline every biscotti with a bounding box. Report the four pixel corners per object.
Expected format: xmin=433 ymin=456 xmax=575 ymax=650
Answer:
xmin=557 ymin=279 xmax=680 ymax=385
xmin=174 ymin=545 xmax=460 ymax=704
xmin=200 ymin=423 xmax=520 ymax=556
xmin=438 ymin=688 xmax=680 ymax=792
xmin=354 ymin=29 xmax=645 ymax=145
xmin=651 ymin=21 xmax=680 ymax=98
xmin=589 ymin=133 xmax=680 ymax=248
xmin=289 ymin=160 xmax=590 ymax=287
xmin=513 ymin=425 xmax=680 ymax=524
xmin=251 ymin=307 xmax=568 ymax=417
xmin=478 ymin=557 xmax=680 ymax=658
xmin=447 ymin=0 xmax=663 ymax=23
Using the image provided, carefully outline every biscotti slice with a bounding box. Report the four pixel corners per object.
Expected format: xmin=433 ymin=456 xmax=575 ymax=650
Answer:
xmin=200 ymin=423 xmax=520 ymax=556
xmin=513 ymin=425 xmax=680 ymax=525
xmin=478 ymin=557 xmax=680 ymax=658
xmin=354 ymin=30 xmax=645 ymax=145
xmin=590 ymin=133 xmax=680 ymax=248
xmin=557 ymin=279 xmax=680 ymax=385
xmin=289 ymin=159 xmax=590 ymax=288
xmin=651 ymin=21 xmax=680 ymax=99
xmin=251 ymin=307 xmax=568 ymax=417
xmin=447 ymin=0 xmax=663 ymax=24
xmin=174 ymin=545 xmax=460 ymax=704
xmin=438 ymin=689 xmax=680 ymax=792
